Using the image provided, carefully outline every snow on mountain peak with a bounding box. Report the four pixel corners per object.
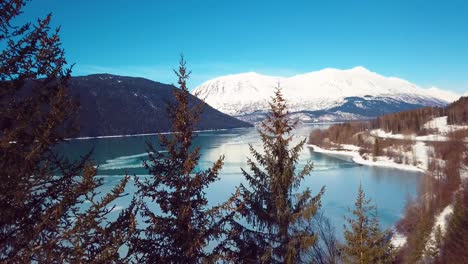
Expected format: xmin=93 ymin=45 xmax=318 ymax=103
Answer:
xmin=426 ymin=86 xmax=461 ymax=102
xmin=192 ymin=67 xmax=460 ymax=118
xmin=349 ymin=66 xmax=372 ymax=73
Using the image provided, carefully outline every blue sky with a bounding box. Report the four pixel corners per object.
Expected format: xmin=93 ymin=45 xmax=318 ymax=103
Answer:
xmin=20 ymin=0 xmax=468 ymax=93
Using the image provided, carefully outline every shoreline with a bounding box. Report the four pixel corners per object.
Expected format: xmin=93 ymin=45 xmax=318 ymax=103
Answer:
xmin=307 ymin=144 xmax=425 ymax=173
xmin=307 ymin=143 xmax=426 ymax=248
xmin=65 ymin=126 xmax=251 ymax=141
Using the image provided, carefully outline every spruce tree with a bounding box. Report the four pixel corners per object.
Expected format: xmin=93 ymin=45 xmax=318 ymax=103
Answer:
xmin=0 ymin=1 xmax=134 ymax=261
xmin=436 ymin=182 xmax=468 ymax=264
xmin=133 ymin=56 xmax=234 ymax=263
xmin=231 ymin=86 xmax=324 ymax=263
xmin=342 ymin=184 xmax=394 ymax=264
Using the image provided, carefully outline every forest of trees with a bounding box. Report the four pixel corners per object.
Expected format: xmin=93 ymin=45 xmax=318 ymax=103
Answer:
xmin=310 ymin=97 xmax=467 ymax=141
xmin=307 ymin=95 xmax=468 ymax=263
xmin=436 ymin=181 xmax=468 ymax=263
xmin=1 ymin=1 xmax=466 ymax=263
xmin=371 ymin=107 xmax=444 ymax=135
xmin=370 ymin=97 xmax=468 ymax=134
xmin=308 ymin=122 xmax=369 ymax=147
xmin=446 ymin=96 xmax=468 ymax=125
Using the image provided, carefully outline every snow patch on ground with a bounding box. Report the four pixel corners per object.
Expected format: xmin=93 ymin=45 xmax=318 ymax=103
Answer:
xmin=391 ymin=194 xmax=454 ymax=251
xmin=424 ymin=116 xmax=468 ymax=134
xmin=338 ymin=144 xmax=361 ymax=151
xmin=460 ymin=165 xmax=468 ymax=180
xmin=307 ymin=144 xmax=425 ymax=172
xmin=370 ymin=116 xmax=468 ymax=142
xmin=413 ymin=141 xmax=429 ymax=171
xmin=424 ymin=205 xmax=454 ymax=255
xmin=370 ymin=129 xmax=449 ymax=142
xmin=391 ymin=232 xmax=407 ymax=248
xmin=434 ymin=205 xmax=453 ymax=233
xmin=370 ymin=116 xmax=468 ymax=141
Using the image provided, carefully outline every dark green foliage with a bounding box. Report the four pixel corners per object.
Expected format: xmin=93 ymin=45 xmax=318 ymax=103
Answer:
xmin=59 ymin=74 xmax=252 ymax=138
xmin=133 ymin=56 xmax=234 ymax=263
xmin=370 ymin=96 xmax=468 ymax=134
xmin=233 ymin=86 xmax=324 ymax=263
xmin=342 ymin=184 xmax=394 ymax=264
xmin=396 ymin=171 xmax=452 ymax=263
xmin=308 ymin=122 xmax=369 ymax=147
xmin=53 ymin=165 xmax=137 ymax=263
xmin=446 ymin=96 xmax=468 ymax=125
xmin=371 ymin=107 xmax=444 ymax=135
xmin=373 ymin=138 xmax=381 ymax=157
xmin=436 ymin=182 xmax=468 ymax=264
xmin=402 ymin=210 xmax=433 ymax=263
xmin=0 ymin=1 xmax=134 ymax=262
xmin=425 ymin=225 xmax=443 ymax=260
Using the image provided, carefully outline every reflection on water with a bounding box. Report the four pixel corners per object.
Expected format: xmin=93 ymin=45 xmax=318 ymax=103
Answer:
xmin=59 ymin=124 xmax=422 ymax=237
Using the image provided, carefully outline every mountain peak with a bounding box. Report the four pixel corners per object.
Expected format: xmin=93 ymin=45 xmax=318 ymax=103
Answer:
xmin=226 ymin=71 xmax=261 ymax=77
xmin=426 ymin=86 xmax=461 ymax=102
xmin=192 ymin=67 xmax=457 ymax=119
xmin=348 ymin=66 xmax=371 ymax=73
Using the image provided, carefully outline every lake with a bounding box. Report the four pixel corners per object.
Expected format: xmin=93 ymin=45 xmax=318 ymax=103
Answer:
xmin=60 ymin=124 xmax=422 ymax=236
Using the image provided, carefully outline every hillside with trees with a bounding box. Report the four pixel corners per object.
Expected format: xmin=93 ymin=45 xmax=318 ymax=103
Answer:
xmin=308 ymin=96 xmax=468 ymax=263
xmin=447 ymin=96 xmax=468 ymax=125
xmin=66 ymin=74 xmax=252 ymax=137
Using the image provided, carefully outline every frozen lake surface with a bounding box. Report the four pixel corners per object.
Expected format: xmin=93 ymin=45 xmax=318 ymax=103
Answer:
xmin=60 ymin=124 xmax=422 ymax=236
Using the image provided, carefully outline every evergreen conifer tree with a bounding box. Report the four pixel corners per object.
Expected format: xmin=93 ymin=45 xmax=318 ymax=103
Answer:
xmin=342 ymin=184 xmax=394 ymax=264
xmin=436 ymin=182 xmax=468 ymax=264
xmin=133 ymin=56 xmax=235 ymax=263
xmin=231 ymin=86 xmax=325 ymax=263
xmin=0 ymin=1 xmax=134 ymax=261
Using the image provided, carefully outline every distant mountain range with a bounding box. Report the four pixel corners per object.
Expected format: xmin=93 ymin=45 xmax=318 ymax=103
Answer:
xmin=192 ymin=67 xmax=461 ymax=123
xmin=67 ymin=74 xmax=252 ymax=137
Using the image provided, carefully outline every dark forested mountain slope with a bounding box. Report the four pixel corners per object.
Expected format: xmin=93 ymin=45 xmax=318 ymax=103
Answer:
xmin=67 ymin=74 xmax=252 ymax=137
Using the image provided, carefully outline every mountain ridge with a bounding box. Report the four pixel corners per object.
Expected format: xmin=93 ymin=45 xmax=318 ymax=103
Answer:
xmin=65 ymin=74 xmax=252 ymax=137
xmin=192 ymin=67 xmax=461 ymax=123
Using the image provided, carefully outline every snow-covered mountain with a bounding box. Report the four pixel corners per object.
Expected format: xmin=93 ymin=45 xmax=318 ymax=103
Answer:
xmin=192 ymin=67 xmax=461 ymax=123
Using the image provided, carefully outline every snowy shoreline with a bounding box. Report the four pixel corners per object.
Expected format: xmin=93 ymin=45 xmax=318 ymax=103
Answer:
xmin=308 ymin=116 xmax=468 ymax=173
xmin=307 ymin=144 xmax=426 ymax=173
xmin=307 ymin=142 xmax=427 ymax=248
xmin=307 ymin=114 xmax=468 ymax=250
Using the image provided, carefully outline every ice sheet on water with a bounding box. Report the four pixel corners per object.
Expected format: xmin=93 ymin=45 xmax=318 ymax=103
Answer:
xmin=97 ymin=151 xmax=165 ymax=171
xmin=224 ymin=133 xmax=261 ymax=145
xmin=198 ymin=133 xmax=240 ymax=137
xmin=312 ymin=164 xmax=351 ymax=171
